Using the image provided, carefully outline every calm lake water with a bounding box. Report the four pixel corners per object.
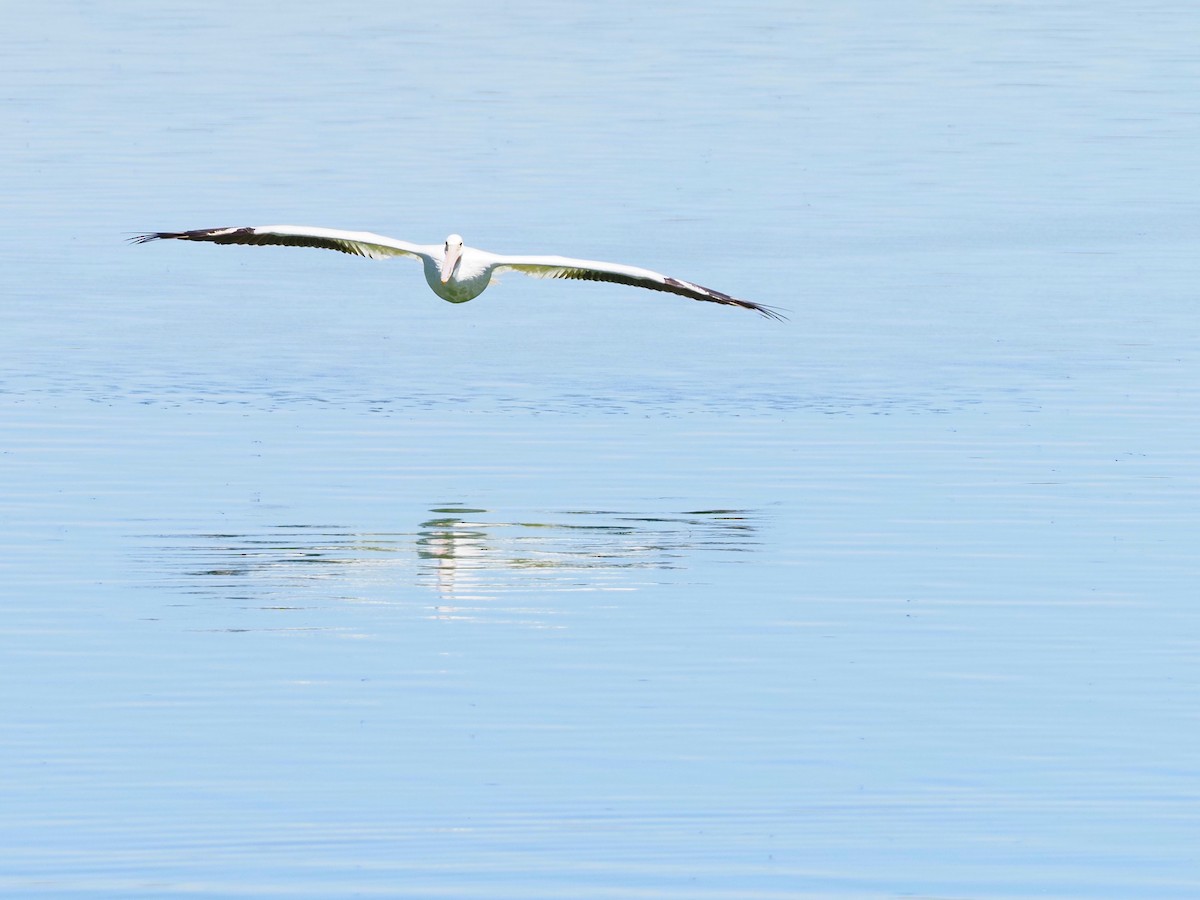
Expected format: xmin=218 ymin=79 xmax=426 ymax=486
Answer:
xmin=2 ymin=1 xmax=1199 ymax=897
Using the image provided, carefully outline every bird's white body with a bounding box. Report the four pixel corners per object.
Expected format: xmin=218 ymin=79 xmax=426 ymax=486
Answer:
xmin=132 ymin=226 xmax=783 ymax=319
xmin=426 ymin=236 xmax=493 ymax=303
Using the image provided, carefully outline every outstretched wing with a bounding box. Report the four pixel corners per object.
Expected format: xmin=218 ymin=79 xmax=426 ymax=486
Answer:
xmin=130 ymin=225 xmax=431 ymax=261
xmin=491 ymin=253 xmax=785 ymax=320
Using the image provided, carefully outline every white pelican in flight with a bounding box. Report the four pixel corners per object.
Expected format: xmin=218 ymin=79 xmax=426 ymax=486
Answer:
xmin=131 ymin=226 xmax=784 ymax=320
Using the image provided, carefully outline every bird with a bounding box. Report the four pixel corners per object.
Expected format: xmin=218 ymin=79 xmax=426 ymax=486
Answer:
xmin=131 ymin=225 xmax=784 ymax=320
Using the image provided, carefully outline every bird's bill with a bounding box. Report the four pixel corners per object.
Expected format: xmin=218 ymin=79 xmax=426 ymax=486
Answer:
xmin=440 ymin=244 xmax=462 ymax=283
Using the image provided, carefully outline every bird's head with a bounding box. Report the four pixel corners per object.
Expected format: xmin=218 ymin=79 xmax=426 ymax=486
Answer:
xmin=441 ymin=234 xmax=464 ymax=283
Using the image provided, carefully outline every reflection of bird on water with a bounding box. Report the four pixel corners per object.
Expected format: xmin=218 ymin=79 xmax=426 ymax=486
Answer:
xmin=171 ymin=507 xmax=760 ymax=626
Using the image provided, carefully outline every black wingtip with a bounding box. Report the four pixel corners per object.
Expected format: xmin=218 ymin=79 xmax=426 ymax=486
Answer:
xmin=127 ymin=228 xmax=248 ymax=245
xmin=752 ymin=303 xmax=789 ymax=322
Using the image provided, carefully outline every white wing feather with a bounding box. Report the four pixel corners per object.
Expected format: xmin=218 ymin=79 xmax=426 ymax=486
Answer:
xmin=492 ymin=254 xmax=785 ymax=319
xmin=130 ymin=225 xmax=432 ymax=260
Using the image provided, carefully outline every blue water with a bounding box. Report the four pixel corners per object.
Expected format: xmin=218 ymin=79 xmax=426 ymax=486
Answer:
xmin=2 ymin=1 xmax=1199 ymax=897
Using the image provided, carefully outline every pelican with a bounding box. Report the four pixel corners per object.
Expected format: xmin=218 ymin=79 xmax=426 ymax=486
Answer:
xmin=131 ymin=225 xmax=784 ymax=320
